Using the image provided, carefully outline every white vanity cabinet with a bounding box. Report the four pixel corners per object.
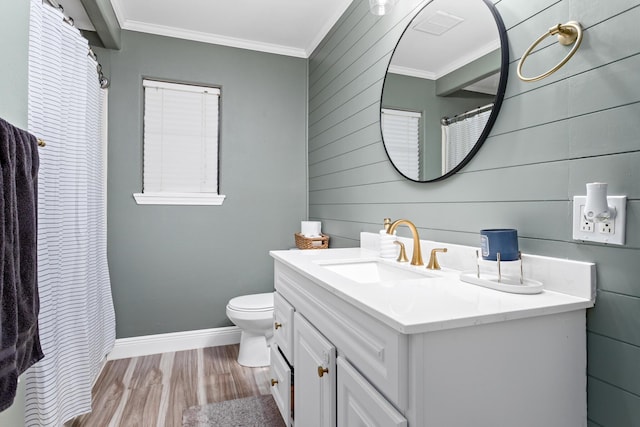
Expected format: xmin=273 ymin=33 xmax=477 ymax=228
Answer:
xmin=270 ymin=247 xmax=593 ymax=427
xmin=272 ymin=261 xmax=407 ymax=427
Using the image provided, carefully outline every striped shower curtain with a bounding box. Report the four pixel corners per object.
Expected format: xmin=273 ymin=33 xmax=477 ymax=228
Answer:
xmin=24 ymin=0 xmax=115 ymax=425
xmin=441 ymin=107 xmax=492 ymax=174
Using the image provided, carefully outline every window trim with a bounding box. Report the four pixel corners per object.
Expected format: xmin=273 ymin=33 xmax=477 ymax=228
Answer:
xmin=135 ymin=79 xmax=225 ymax=206
xmin=133 ymin=192 xmax=226 ymax=206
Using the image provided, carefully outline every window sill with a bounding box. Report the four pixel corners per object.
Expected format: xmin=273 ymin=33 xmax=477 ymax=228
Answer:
xmin=133 ymin=192 xmax=226 ymax=206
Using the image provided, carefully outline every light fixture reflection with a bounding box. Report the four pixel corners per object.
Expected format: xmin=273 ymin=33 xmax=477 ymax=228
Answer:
xmin=369 ymin=0 xmax=398 ymax=16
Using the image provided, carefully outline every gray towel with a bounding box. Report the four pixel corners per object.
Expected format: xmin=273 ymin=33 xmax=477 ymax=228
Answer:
xmin=0 ymin=117 xmax=44 ymax=412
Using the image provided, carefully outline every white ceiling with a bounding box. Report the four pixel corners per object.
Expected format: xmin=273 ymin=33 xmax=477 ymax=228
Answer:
xmin=64 ymin=0 xmax=354 ymax=58
xmin=389 ymin=0 xmax=500 ymax=80
xmin=61 ymin=0 xmax=499 ymax=79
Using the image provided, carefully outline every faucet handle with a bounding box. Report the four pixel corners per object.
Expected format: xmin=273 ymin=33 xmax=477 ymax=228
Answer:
xmin=427 ymin=248 xmax=448 ymax=270
xmin=393 ymin=241 xmax=409 ymax=263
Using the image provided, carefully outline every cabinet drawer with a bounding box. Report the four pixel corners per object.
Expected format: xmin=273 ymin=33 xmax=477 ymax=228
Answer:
xmin=274 ymin=292 xmax=295 ymax=363
xmin=270 ymin=346 xmax=292 ymax=426
xmin=337 ymin=356 xmax=407 ymax=427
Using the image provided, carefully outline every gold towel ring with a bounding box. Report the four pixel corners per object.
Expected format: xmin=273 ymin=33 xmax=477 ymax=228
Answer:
xmin=517 ymin=21 xmax=583 ymax=82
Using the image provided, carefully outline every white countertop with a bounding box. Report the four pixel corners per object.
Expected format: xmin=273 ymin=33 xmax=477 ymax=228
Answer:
xmin=270 ymin=247 xmax=595 ymax=334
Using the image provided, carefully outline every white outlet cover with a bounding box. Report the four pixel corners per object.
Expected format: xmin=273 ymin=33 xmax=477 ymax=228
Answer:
xmin=573 ymin=195 xmax=626 ymax=245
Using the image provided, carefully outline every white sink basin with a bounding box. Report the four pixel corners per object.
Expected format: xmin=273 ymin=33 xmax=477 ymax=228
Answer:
xmin=317 ymin=259 xmax=436 ymax=284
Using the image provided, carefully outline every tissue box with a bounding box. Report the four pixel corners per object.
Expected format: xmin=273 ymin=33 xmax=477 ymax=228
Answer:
xmin=294 ymin=233 xmax=329 ymax=249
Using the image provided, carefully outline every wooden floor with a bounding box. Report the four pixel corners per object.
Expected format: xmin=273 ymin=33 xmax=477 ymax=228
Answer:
xmin=67 ymin=344 xmax=271 ymax=427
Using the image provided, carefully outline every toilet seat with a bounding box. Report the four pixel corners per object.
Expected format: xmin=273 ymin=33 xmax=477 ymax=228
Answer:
xmin=227 ymin=292 xmax=273 ymax=312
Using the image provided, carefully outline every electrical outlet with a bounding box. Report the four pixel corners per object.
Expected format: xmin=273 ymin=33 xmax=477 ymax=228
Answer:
xmin=573 ymin=195 xmax=626 ymax=245
xmin=580 ymin=211 xmax=594 ymax=233
xmin=598 ymin=221 xmax=614 ymax=234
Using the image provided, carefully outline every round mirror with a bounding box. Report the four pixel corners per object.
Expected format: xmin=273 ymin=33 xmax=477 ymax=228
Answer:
xmin=381 ymin=0 xmax=508 ymax=182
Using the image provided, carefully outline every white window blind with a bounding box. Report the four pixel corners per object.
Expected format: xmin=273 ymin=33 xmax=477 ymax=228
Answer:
xmin=381 ymin=108 xmax=421 ymax=181
xmin=134 ymin=79 xmax=225 ymax=205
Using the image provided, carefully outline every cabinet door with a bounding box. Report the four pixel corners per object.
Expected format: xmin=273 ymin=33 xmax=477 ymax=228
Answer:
xmin=294 ymin=312 xmax=336 ymax=427
xmin=337 ymin=356 xmax=407 ymax=427
xmin=274 ymin=292 xmax=295 ymax=363
xmin=270 ymin=346 xmax=292 ymax=426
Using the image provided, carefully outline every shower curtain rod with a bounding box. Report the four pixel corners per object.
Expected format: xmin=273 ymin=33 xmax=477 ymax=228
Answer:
xmin=42 ymin=0 xmax=110 ymax=88
xmin=44 ymin=0 xmax=73 ymax=26
xmin=441 ymin=103 xmax=494 ymax=126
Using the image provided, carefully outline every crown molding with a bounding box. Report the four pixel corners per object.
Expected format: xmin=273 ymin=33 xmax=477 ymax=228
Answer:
xmin=121 ymin=20 xmax=308 ymax=58
xmin=435 ymin=40 xmax=501 ymax=78
xmin=387 ymin=65 xmax=436 ymax=80
xmin=305 ymin=0 xmax=355 ymax=57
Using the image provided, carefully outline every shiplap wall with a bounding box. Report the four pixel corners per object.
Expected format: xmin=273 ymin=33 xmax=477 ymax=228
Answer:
xmin=308 ymin=0 xmax=640 ymax=425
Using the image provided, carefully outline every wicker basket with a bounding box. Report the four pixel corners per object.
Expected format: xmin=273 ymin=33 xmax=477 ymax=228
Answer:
xmin=294 ymin=233 xmax=329 ymax=250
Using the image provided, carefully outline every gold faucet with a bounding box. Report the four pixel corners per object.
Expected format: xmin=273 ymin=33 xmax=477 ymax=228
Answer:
xmin=427 ymin=248 xmax=448 ymax=270
xmin=386 ymin=219 xmax=423 ymax=266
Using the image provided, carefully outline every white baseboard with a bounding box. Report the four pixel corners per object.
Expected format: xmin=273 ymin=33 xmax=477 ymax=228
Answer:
xmin=107 ymin=326 xmax=241 ymax=360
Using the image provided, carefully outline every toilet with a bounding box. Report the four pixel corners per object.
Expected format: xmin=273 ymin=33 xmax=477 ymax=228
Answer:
xmin=226 ymin=292 xmax=274 ymax=367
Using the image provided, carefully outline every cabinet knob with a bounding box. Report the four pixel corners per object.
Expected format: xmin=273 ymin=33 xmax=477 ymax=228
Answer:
xmin=274 ymin=322 xmax=283 ymax=330
xmin=317 ymin=366 xmax=329 ymax=378
xmin=271 ymin=378 xmax=279 ymax=386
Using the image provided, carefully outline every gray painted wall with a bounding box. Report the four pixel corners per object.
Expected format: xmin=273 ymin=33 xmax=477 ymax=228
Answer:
xmin=0 ymin=2 xmax=30 ymax=424
xmin=309 ymin=0 xmax=640 ymax=425
xmin=105 ymin=31 xmax=308 ymax=338
xmin=0 ymin=1 xmax=29 ymax=128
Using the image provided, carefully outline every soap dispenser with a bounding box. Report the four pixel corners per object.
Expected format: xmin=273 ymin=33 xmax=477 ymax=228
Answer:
xmin=379 ymin=218 xmax=397 ymax=258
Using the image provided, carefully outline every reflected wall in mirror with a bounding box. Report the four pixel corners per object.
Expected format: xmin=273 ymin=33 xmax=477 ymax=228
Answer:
xmin=381 ymin=0 xmax=508 ymax=182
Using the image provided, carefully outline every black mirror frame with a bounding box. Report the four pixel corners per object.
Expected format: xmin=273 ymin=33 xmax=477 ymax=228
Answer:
xmin=380 ymin=0 xmax=509 ymax=183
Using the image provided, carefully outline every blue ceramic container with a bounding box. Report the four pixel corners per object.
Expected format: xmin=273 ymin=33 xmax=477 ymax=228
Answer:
xmin=480 ymin=229 xmax=519 ymax=261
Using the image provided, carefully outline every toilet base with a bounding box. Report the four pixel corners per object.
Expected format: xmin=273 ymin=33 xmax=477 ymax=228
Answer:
xmin=237 ymin=330 xmax=270 ymax=367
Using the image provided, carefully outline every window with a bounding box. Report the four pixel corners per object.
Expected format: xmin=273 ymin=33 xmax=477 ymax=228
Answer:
xmin=381 ymin=108 xmax=421 ymax=181
xmin=133 ymin=79 xmax=225 ymax=205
